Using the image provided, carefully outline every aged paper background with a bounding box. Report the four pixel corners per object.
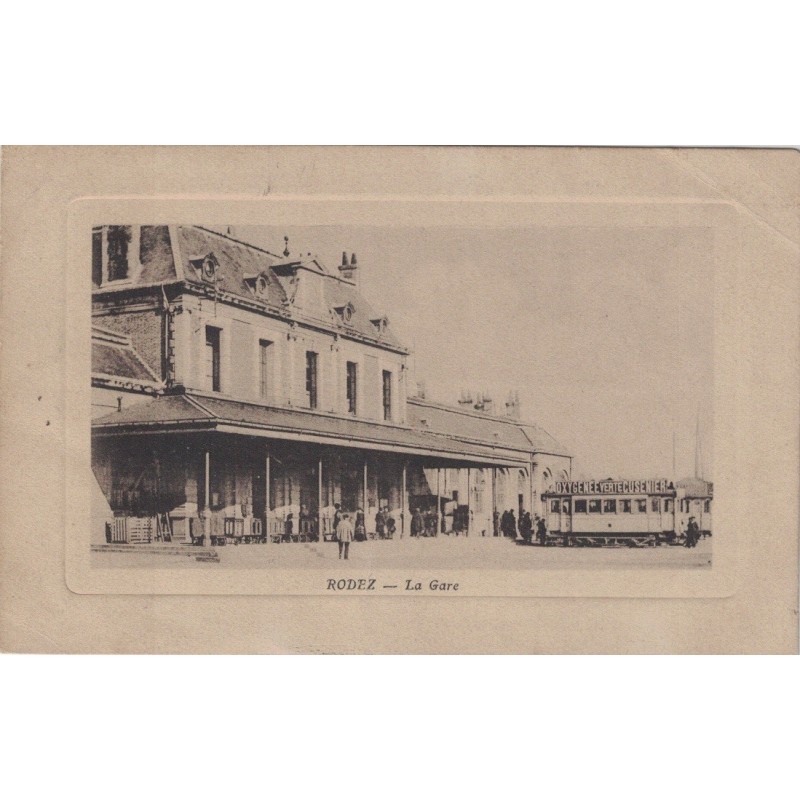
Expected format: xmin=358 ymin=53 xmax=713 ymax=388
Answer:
xmin=1 ymin=146 xmax=797 ymax=652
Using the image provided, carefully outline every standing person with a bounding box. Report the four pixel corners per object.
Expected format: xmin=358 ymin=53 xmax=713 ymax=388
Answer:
xmin=411 ymin=508 xmax=423 ymax=538
xmin=521 ymin=511 xmax=533 ymax=544
xmin=337 ymin=512 xmax=354 ymax=560
xmin=333 ymin=503 xmax=342 ymax=537
xmin=375 ymin=507 xmax=386 ymax=540
xmin=355 ymin=508 xmax=366 ymax=542
xmin=508 ymin=509 xmax=518 ymax=539
xmin=536 ymin=515 xmax=547 ymax=546
xmin=386 ymin=511 xmax=396 ymax=539
xmin=688 ymin=516 xmax=700 ymax=548
xmin=493 ymin=510 xmax=500 ymax=537
xmin=283 ymin=512 xmax=294 ymax=543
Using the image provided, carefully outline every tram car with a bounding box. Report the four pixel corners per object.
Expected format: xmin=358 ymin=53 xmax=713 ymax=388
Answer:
xmin=542 ymin=478 xmax=680 ymax=547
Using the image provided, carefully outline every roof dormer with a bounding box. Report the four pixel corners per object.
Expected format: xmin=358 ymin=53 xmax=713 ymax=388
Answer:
xmin=334 ymin=301 xmax=356 ymax=325
xmin=370 ymin=316 xmax=389 ymax=335
xmin=243 ymin=269 xmax=272 ymax=300
xmin=189 ymin=252 xmax=220 ymax=283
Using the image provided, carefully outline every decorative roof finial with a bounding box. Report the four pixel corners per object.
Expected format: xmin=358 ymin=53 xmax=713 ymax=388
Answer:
xmin=283 ymin=236 xmax=290 ymax=258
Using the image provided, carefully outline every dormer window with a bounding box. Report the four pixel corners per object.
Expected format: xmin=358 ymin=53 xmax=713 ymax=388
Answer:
xmin=370 ymin=316 xmax=389 ymax=334
xmin=334 ymin=302 xmax=355 ymax=325
xmin=189 ymin=253 xmax=219 ymax=282
xmin=244 ymin=270 xmax=271 ymax=299
xmin=201 ymin=253 xmax=218 ymax=282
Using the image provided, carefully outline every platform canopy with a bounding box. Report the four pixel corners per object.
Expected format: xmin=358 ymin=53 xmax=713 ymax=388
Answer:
xmin=92 ymin=392 xmax=531 ymax=468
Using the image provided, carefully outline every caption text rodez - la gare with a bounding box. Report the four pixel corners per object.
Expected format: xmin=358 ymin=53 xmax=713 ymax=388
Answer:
xmin=326 ymin=578 xmax=459 ymax=592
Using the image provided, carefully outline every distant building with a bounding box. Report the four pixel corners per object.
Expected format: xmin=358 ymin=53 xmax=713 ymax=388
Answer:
xmin=91 ymin=225 xmax=571 ymax=545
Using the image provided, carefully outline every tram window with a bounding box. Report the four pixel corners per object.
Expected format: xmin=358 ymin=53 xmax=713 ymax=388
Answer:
xmin=651 ymin=498 xmax=660 ymax=513
xmin=550 ymin=500 xmax=560 ymax=513
xmin=664 ymin=499 xmax=673 ymax=512
xmin=574 ymin=499 xmax=587 ymax=513
xmin=603 ymin=499 xmax=617 ymax=513
xmin=704 ymin=499 xmax=711 ymax=513
xmin=588 ymin=499 xmax=601 ymax=513
xmin=620 ymin=499 xmax=632 ymax=513
xmin=561 ymin=500 xmax=570 ymax=514
xmin=636 ymin=498 xmax=647 ymax=513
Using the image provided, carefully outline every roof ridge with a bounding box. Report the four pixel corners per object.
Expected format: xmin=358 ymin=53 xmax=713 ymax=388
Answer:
xmin=408 ymin=395 xmax=526 ymax=426
xmin=91 ymin=324 xmax=131 ymax=346
xmin=182 ymin=393 xmax=217 ymax=418
xmin=189 ymin=226 xmax=283 ymax=259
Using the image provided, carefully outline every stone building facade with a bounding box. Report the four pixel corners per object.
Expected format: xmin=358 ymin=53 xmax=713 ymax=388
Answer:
xmin=91 ymin=225 xmax=571 ymax=545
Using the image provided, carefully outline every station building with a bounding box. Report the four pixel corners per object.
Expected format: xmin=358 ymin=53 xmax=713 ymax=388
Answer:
xmin=90 ymin=225 xmax=571 ymax=545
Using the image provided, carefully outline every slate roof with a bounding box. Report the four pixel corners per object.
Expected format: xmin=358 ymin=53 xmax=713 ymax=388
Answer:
xmin=407 ymin=397 xmax=571 ymax=457
xmin=92 ymin=393 xmax=530 ymax=467
xmin=178 ymin=226 xmax=288 ymax=308
xmin=94 ymin=225 xmax=406 ymax=352
xmin=91 ymin=325 xmax=160 ymax=385
xmin=138 ymin=225 xmax=178 ymax=284
xmin=323 ymin=275 xmax=405 ymax=349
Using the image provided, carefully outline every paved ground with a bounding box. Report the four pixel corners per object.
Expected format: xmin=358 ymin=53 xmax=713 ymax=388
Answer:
xmin=92 ymin=534 xmax=712 ymax=570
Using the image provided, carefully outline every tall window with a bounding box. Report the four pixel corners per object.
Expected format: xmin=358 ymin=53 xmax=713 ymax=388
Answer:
xmin=205 ymin=326 xmax=221 ymax=392
xmin=106 ymin=226 xmax=131 ymax=281
xmin=382 ymin=370 xmax=392 ymax=420
xmin=259 ymin=339 xmax=272 ymax=401
xmin=346 ymin=361 xmax=357 ymax=415
xmin=92 ymin=228 xmax=103 ymax=286
xmin=306 ymin=351 xmax=318 ymax=409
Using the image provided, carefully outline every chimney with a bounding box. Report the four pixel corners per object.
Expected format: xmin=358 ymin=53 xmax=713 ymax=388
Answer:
xmin=416 ymin=381 xmax=427 ymax=399
xmin=482 ymin=393 xmax=494 ymax=415
xmin=505 ymin=390 xmax=521 ymax=420
xmin=458 ymin=389 xmax=473 ymax=407
xmin=339 ymin=251 xmax=358 ymax=285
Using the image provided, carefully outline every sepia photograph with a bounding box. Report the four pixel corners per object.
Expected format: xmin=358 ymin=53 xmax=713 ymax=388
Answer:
xmin=90 ymin=221 xmax=713 ymax=574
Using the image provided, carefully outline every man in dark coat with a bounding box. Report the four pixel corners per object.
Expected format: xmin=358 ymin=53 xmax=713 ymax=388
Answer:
xmin=508 ymin=510 xmax=517 ymax=539
xmin=520 ymin=511 xmax=533 ymax=544
xmin=687 ymin=516 xmax=700 ymax=548
xmin=375 ymin=508 xmax=386 ymax=539
xmin=536 ymin=515 xmax=547 ymax=546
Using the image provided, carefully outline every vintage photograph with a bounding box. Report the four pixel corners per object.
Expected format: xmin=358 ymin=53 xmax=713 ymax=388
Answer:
xmin=90 ymin=221 xmax=713 ymax=572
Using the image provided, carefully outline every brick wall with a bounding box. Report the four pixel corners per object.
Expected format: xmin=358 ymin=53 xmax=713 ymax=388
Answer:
xmin=95 ymin=305 xmax=163 ymax=379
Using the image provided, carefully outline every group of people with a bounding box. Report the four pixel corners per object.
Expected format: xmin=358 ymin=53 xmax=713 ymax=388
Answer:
xmin=410 ymin=508 xmax=442 ymax=537
xmin=493 ymin=509 xmax=548 ymax=545
xmin=332 ymin=503 xmax=398 ymax=560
